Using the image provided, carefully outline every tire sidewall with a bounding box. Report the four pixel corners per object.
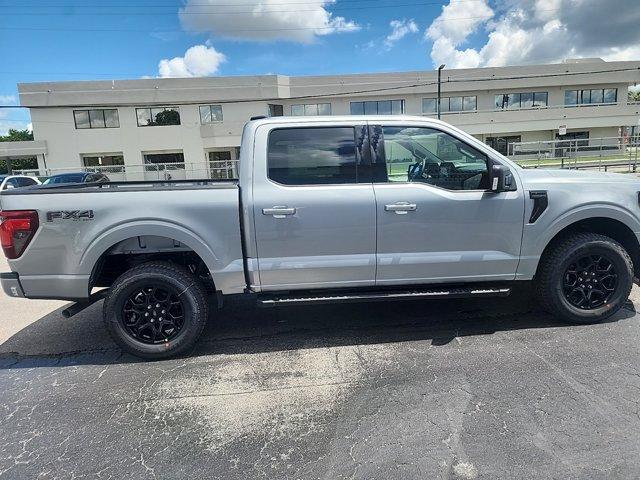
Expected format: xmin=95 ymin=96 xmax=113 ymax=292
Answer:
xmin=105 ymin=271 xmax=203 ymax=358
xmin=551 ymin=240 xmax=632 ymax=322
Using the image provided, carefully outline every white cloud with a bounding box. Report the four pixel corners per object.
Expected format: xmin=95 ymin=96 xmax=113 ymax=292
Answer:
xmin=158 ymin=44 xmax=226 ymax=78
xmin=427 ymin=0 xmax=493 ymax=47
xmin=179 ymin=0 xmax=359 ymax=43
xmin=0 ymin=95 xmax=17 ymax=105
xmin=426 ymin=0 xmax=640 ymax=68
xmin=385 ymin=19 xmax=418 ymax=48
xmin=604 ymin=44 xmax=640 ymax=62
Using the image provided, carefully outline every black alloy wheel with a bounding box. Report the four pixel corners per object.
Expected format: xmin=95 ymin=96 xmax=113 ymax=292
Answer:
xmin=562 ymin=254 xmax=618 ymax=310
xmin=122 ymin=285 xmax=185 ymax=344
xmin=536 ymin=232 xmax=633 ymax=324
xmin=103 ymin=262 xmax=209 ymax=359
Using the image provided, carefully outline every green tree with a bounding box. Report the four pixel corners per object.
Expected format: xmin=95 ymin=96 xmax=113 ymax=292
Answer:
xmin=628 ymin=90 xmax=640 ymax=102
xmin=0 ymin=128 xmax=34 ymax=142
xmin=0 ymin=129 xmax=37 ymax=174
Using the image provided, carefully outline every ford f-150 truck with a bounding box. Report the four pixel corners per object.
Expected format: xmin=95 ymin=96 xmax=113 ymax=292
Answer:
xmin=2 ymin=116 xmax=639 ymax=359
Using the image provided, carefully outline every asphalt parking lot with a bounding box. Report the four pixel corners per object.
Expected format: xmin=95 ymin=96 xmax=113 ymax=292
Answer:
xmin=1 ymin=255 xmax=640 ymax=480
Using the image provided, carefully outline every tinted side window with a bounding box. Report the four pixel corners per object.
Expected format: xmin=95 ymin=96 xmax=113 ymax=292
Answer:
xmin=267 ymin=127 xmax=357 ymax=185
xmin=86 ymin=174 xmax=102 ymax=183
xmin=381 ymin=126 xmax=490 ymax=191
xmin=17 ymin=178 xmax=37 ymax=187
xmin=5 ymin=178 xmax=19 ymax=188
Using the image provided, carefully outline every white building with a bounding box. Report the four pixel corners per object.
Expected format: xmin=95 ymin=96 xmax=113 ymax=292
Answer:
xmin=6 ymin=58 xmax=640 ymax=179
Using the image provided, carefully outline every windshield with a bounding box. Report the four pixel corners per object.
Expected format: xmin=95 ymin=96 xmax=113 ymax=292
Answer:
xmin=43 ymin=173 xmax=86 ymax=184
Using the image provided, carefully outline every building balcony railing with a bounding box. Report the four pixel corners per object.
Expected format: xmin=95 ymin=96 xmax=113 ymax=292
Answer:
xmin=422 ymin=101 xmax=636 ymax=118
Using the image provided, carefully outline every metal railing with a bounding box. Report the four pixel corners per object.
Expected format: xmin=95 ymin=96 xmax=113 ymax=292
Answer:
xmin=508 ymin=135 xmax=640 ymax=171
xmin=15 ymin=160 xmax=240 ymax=181
xmin=422 ymin=100 xmax=631 ymax=118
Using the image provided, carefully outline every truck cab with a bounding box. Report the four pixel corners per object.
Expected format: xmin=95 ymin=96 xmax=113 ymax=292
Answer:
xmin=241 ymin=116 xmax=522 ymax=291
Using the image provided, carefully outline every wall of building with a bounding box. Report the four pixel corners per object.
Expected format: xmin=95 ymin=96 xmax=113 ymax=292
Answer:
xmin=21 ymin=60 xmax=640 ymax=174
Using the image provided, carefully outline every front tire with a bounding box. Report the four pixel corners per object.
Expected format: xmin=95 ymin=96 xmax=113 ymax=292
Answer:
xmin=103 ymin=262 xmax=209 ymax=359
xmin=536 ymin=232 xmax=633 ymax=324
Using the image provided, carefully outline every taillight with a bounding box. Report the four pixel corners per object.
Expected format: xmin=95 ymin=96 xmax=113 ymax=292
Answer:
xmin=0 ymin=210 xmax=39 ymax=259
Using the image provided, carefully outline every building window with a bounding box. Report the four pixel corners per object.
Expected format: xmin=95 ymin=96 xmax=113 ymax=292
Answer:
xmin=268 ymin=104 xmax=284 ymax=117
xmin=73 ymin=109 xmax=119 ymax=129
xmin=564 ymin=89 xmax=617 ymax=106
xmin=350 ymin=100 xmax=404 ymax=115
xmin=486 ymin=136 xmax=522 ymax=156
xmin=142 ymin=152 xmax=185 ymax=180
xmin=81 ymin=154 xmax=125 ymax=173
xmin=136 ymin=106 xmax=181 ymax=127
xmin=555 ymin=131 xmax=589 ymax=144
xmin=422 ymin=96 xmax=477 ymax=113
xmin=208 ymin=150 xmax=237 ymax=179
xmin=143 ymin=152 xmax=185 ymax=164
xmin=495 ymin=92 xmax=548 ymax=110
xmin=422 ymin=98 xmax=437 ymax=113
xmin=81 ymin=154 xmax=124 ymax=167
xmin=291 ymin=103 xmax=332 ymax=116
xmin=199 ymin=105 xmax=223 ymax=124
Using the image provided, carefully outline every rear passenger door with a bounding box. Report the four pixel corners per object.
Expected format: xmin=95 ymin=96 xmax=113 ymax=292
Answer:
xmin=252 ymin=122 xmax=377 ymax=291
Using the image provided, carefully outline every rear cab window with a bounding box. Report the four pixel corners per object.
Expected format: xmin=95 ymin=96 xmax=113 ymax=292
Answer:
xmin=267 ymin=127 xmax=359 ymax=185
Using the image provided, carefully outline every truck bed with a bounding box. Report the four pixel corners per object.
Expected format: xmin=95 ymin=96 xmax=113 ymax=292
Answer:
xmin=0 ymin=180 xmax=245 ymax=299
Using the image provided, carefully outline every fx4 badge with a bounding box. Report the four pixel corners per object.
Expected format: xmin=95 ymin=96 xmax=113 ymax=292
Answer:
xmin=46 ymin=210 xmax=95 ymax=222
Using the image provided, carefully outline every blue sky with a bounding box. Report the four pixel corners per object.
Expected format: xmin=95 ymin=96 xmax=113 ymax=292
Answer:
xmin=1 ymin=0 xmax=639 ymax=133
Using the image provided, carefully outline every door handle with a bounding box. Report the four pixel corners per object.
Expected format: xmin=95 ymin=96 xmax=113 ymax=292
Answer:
xmin=262 ymin=206 xmax=296 ymax=218
xmin=385 ymin=202 xmax=417 ymax=214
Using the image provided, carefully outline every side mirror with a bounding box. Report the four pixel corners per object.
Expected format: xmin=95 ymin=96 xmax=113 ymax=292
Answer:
xmin=490 ymin=163 xmax=515 ymax=192
xmin=4 ymin=184 xmax=15 ymax=190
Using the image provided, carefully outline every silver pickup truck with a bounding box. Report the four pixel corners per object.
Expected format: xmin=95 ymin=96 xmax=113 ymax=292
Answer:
xmin=2 ymin=116 xmax=639 ymax=358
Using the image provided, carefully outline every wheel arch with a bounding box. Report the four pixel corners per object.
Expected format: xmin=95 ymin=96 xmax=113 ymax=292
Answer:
xmin=535 ymin=214 xmax=640 ymax=279
xmin=82 ymin=221 xmax=219 ymax=291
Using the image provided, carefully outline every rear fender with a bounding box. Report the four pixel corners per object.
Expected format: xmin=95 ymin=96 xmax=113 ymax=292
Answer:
xmin=80 ymin=220 xmax=220 ymax=277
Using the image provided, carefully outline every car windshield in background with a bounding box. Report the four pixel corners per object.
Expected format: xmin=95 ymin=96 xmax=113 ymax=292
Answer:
xmin=43 ymin=174 xmax=86 ymax=184
xmin=0 ymin=176 xmax=7 ymax=183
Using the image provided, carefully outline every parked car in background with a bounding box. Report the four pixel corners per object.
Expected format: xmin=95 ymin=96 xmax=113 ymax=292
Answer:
xmin=42 ymin=172 xmax=110 ymax=185
xmin=0 ymin=175 xmax=41 ymax=191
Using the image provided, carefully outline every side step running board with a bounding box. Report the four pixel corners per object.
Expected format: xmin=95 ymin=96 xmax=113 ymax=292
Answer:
xmin=258 ymin=286 xmax=511 ymax=307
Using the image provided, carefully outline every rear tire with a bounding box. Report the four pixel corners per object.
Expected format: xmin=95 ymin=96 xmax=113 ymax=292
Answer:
xmin=103 ymin=261 xmax=209 ymax=359
xmin=536 ymin=232 xmax=633 ymax=324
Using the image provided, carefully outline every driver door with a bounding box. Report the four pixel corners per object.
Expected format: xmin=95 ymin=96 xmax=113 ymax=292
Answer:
xmin=371 ymin=123 xmax=525 ymax=285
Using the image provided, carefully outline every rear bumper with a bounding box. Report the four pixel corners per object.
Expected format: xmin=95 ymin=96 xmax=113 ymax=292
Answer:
xmin=1 ymin=272 xmax=25 ymax=298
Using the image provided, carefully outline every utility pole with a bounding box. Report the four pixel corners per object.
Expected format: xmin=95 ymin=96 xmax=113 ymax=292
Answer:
xmin=437 ymin=64 xmax=445 ymax=120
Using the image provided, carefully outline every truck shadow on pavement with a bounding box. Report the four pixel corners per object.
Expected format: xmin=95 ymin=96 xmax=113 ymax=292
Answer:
xmin=0 ymin=290 xmax=636 ymax=368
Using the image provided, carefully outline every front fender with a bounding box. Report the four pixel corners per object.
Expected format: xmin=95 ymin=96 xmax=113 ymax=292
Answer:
xmin=517 ymin=203 xmax=640 ymax=280
xmin=534 ymin=203 xmax=640 ymax=254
